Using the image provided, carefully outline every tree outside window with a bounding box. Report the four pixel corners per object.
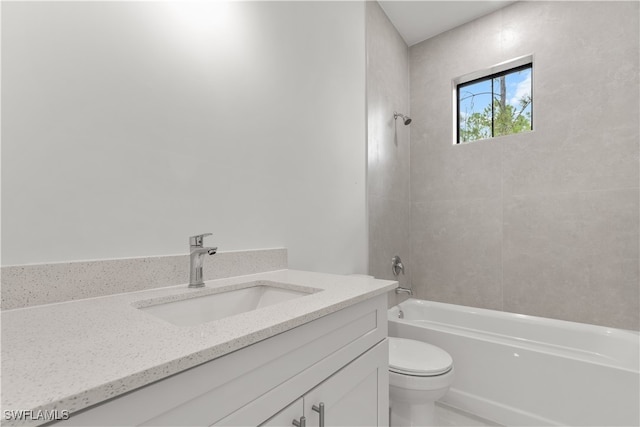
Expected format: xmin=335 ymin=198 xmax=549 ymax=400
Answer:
xmin=457 ymin=64 xmax=532 ymax=144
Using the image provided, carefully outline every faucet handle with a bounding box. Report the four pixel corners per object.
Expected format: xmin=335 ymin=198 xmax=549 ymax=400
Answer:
xmin=189 ymin=233 xmax=213 ymax=247
xmin=391 ymin=255 xmax=405 ymax=277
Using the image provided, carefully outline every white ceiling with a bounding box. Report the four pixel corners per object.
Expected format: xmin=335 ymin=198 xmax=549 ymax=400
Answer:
xmin=378 ymin=1 xmax=516 ymax=46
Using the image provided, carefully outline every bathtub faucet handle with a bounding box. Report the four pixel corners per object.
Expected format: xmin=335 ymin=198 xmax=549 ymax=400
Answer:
xmin=392 ymin=255 xmax=405 ymax=277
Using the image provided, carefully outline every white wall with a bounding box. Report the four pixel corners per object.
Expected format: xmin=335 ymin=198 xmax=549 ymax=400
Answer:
xmin=1 ymin=1 xmax=367 ymax=273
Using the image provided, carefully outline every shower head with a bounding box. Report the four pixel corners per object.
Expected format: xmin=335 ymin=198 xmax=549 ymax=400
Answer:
xmin=394 ymin=112 xmax=412 ymax=125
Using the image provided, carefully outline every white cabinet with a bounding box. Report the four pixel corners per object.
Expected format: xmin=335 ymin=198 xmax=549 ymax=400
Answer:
xmin=56 ymin=295 xmax=388 ymax=427
xmin=222 ymin=338 xmax=388 ymax=427
xmin=302 ymin=340 xmax=387 ymax=427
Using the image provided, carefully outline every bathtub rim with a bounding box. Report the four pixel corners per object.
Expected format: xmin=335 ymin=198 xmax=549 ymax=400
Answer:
xmin=389 ymin=298 xmax=640 ymax=373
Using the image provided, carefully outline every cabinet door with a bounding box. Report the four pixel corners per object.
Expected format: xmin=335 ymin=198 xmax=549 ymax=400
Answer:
xmin=303 ymin=340 xmax=389 ymax=427
xmin=259 ymin=398 xmax=304 ymax=427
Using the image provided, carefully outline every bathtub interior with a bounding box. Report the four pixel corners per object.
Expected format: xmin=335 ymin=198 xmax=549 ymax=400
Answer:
xmin=389 ymin=299 xmax=639 ymax=371
xmin=388 ymin=299 xmax=640 ymax=427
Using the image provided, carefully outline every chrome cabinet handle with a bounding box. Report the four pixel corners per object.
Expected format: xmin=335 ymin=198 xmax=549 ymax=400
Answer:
xmin=312 ymin=403 xmax=325 ymax=427
xmin=292 ymin=416 xmax=306 ymax=427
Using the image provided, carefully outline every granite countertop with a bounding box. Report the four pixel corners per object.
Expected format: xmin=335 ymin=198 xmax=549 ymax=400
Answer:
xmin=1 ymin=269 xmax=396 ymax=423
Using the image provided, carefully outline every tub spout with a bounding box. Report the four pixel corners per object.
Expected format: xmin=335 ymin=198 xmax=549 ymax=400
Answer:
xmin=395 ymin=286 xmax=413 ymax=296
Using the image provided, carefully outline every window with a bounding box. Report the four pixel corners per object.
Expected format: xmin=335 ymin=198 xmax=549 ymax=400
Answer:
xmin=456 ymin=62 xmax=532 ymax=144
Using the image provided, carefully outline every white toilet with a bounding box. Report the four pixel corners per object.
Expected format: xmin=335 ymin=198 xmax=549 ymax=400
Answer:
xmin=389 ymin=337 xmax=455 ymax=427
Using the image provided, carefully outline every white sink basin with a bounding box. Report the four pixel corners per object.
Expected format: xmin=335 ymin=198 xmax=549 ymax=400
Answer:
xmin=139 ymin=281 xmax=317 ymax=326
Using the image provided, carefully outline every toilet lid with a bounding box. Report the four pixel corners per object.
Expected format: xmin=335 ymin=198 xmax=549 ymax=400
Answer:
xmin=389 ymin=337 xmax=453 ymax=376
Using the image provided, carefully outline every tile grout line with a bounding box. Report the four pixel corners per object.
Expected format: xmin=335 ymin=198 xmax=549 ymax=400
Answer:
xmin=507 ymin=186 xmax=640 ymax=199
xmin=410 ymin=184 xmax=640 ymax=207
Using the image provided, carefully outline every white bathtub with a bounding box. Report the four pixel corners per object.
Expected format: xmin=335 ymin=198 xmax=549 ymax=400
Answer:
xmin=388 ymin=299 xmax=640 ymax=426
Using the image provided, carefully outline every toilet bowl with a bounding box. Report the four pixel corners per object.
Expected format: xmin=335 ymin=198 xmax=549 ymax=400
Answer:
xmin=389 ymin=337 xmax=455 ymax=427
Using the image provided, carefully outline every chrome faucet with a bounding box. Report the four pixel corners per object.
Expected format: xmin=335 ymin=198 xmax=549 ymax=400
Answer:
xmin=189 ymin=233 xmax=217 ymax=288
xmin=392 ymin=255 xmax=413 ymax=296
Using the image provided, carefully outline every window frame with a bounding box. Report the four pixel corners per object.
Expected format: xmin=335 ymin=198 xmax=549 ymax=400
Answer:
xmin=453 ymin=55 xmax=534 ymax=145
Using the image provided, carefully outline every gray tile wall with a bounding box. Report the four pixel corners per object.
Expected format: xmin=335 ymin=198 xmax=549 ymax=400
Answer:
xmin=409 ymin=1 xmax=639 ymax=330
xmin=366 ymin=1 xmax=411 ymax=307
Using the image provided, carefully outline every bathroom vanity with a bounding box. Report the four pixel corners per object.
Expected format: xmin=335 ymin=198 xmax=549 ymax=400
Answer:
xmin=1 ymin=270 xmax=395 ymax=426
